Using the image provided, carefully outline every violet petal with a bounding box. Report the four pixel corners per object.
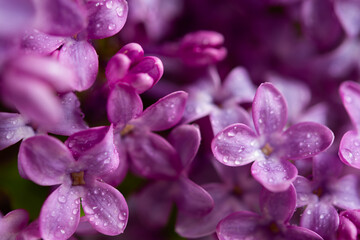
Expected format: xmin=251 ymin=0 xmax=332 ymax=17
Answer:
xmin=339 ymin=130 xmax=360 ymax=168
xmin=19 ymin=135 xmax=74 ymax=186
xmin=212 ymin=123 xmax=263 ymax=167
xmin=339 ymin=81 xmax=360 ymax=129
xmin=82 ymin=181 xmax=128 ymax=235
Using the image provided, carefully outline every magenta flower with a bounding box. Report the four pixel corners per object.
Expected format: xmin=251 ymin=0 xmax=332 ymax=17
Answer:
xmin=217 ymin=185 xmax=323 ymax=240
xmin=339 ymin=81 xmax=360 ymax=168
xmin=106 ymin=42 xmax=164 ymax=94
xmin=212 ymin=82 xmax=334 ymax=192
xmin=178 ymin=31 xmax=227 ymax=66
xmin=18 ymin=126 xmax=128 ymax=240
xmin=0 ymin=209 xmax=32 ymax=240
xmin=338 ymin=209 xmax=360 ymax=240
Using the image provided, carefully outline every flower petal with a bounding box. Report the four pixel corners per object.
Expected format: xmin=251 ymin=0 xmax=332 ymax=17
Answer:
xmin=252 ymin=82 xmax=287 ymax=136
xmin=338 ymin=214 xmax=357 ymax=240
xmin=313 ymin=152 xmax=343 ymax=181
xmin=132 ymin=91 xmax=188 ymax=131
xmin=40 ymin=185 xmax=81 ymax=240
xmin=339 ymin=130 xmax=360 ymax=168
xmin=42 ymin=92 xmax=88 ymax=136
xmin=285 ymin=225 xmax=323 ymax=240
xmin=331 ymin=174 xmax=360 ymax=210
xmin=85 ymin=0 xmax=128 ymax=39
xmin=293 ymin=176 xmax=317 ymax=208
xmin=82 ymin=181 xmax=128 ymax=235
xmin=175 ymin=177 xmax=214 ymax=215
xmin=251 ymin=158 xmax=298 ymax=192
xmin=168 ymin=124 xmax=201 ymax=169
xmin=212 ymin=123 xmax=263 ymax=167
xmin=0 ymin=112 xmax=34 ymax=150
xmin=216 ymin=211 xmax=262 ymax=240
xmin=335 ymin=0 xmax=360 ymax=37
xmin=339 ymin=81 xmax=360 ymax=129
xmin=300 ymin=202 xmax=339 ymax=239
xmin=134 ymin=181 xmax=173 ymax=228
xmin=176 ymin=183 xmax=244 ymax=238
xmin=21 ymin=29 xmax=65 ymax=55
xmin=66 ymin=126 xmax=119 ymax=175
xmin=32 ymin=0 xmax=87 ymax=37
xmin=221 ymin=67 xmax=256 ymax=104
xmin=19 ymin=135 xmax=74 ymax=185
xmin=0 ymin=209 xmax=29 ymax=235
xmin=260 ymin=184 xmax=296 ymax=222
xmin=210 ymin=106 xmax=251 ymax=136
xmin=107 ymin=85 xmax=143 ymax=127
xmin=58 ymin=39 xmax=98 ymax=92
xmin=281 ymin=122 xmax=334 ymax=160
xmin=126 ymin=132 xmax=180 ymax=179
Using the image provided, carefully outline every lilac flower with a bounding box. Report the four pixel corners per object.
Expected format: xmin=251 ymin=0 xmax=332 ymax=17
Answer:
xmin=18 ymin=126 xmax=128 ymax=239
xmin=339 ymin=81 xmax=360 ymax=168
xmin=212 ymin=82 xmax=334 ymax=192
xmin=338 ymin=209 xmax=360 ymax=240
xmin=216 ymin=184 xmax=323 ymax=240
xmin=132 ymin=125 xmax=214 ymax=230
xmin=293 ymin=153 xmax=360 ymax=239
xmin=0 ymin=209 xmax=29 ymax=240
xmin=183 ymin=66 xmax=255 ymax=135
xmin=178 ymin=31 xmax=227 ymax=66
xmin=106 ymin=43 xmax=164 ymax=94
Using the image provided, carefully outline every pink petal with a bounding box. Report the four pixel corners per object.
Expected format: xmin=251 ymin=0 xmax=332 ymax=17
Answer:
xmin=285 ymin=225 xmax=324 ymax=240
xmin=134 ymin=181 xmax=173 ymax=228
xmin=0 ymin=112 xmax=34 ymax=150
xmin=32 ymin=0 xmax=87 ymax=37
xmin=106 ymin=53 xmax=131 ymax=86
xmin=210 ymin=106 xmax=251 ymax=135
xmin=21 ymin=29 xmax=65 ymax=55
xmin=82 ymin=181 xmax=128 ymax=235
xmin=176 ymin=183 xmax=244 ymax=238
xmin=66 ymin=126 xmax=119 ymax=175
xmin=85 ymin=0 xmax=128 ymax=39
xmin=339 ymin=130 xmax=360 ymax=168
xmin=298 ymin=103 xmax=328 ymax=126
xmin=335 ymin=0 xmax=360 ymax=37
xmin=117 ymin=42 xmax=144 ymax=62
xmin=251 ymin=158 xmax=298 ymax=192
xmin=293 ymin=176 xmax=317 ymax=208
xmin=338 ymin=215 xmax=357 ymax=240
xmin=182 ymin=91 xmax=214 ymax=124
xmin=132 ymin=91 xmax=188 ymax=131
xmin=126 ymin=132 xmax=180 ymax=179
xmin=300 ymin=202 xmax=339 ymax=239
xmin=107 ymin=85 xmax=143 ymax=127
xmin=212 ymin=123 xmax=263 ymax=167
xmin=216 ymin=211 xmax=262 ymax=240
xmin=168 ymin=124 xmax=201 ymax=170
xmin=175 ymin=177 xmax=214 ymax=215
xmin=260 ymin=184 xmax=296 ymax=222
xmin=57 ymin=39 xmax=98 ymax=92
xmin=19 ymin=135 xmax=74 ymax=185
xmin=331 ymin=174 xmax=360 ymax=210
xmin=40 ymin=185 xmax=81 ymax=240
xmin=339 ymin=81 xmax=360 ymax=128
xmin=221 ymin=67 xmax=256 ymax=104
xmin=0 ymin=209 xmax=29 ymax=235
xmin=252 ymin=82 xmax=287 ymax=136
xmin=281 ymin=122 xmax=334 ymax=160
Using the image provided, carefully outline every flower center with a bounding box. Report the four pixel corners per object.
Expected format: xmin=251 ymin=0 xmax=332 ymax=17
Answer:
xmin=71 ymin=171 xmax=85 ymax=186
xmin=261 ymin=143 xmax=273 ymax=156
xmin=312 ymin=187 xmax=323 ymax=197
xmin=269 ymin=222 xmax=280 ymax=233
xmin=232 ymin=186 xmax=243 ymax=196
xmin=120 ymin=124 xmax=134 ymax=136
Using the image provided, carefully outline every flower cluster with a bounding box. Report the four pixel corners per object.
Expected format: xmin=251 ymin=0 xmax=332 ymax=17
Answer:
xmin=2 ymin=0 xmax=360 ymax=240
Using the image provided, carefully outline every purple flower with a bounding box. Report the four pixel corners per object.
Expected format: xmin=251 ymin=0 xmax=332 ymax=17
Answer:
xmin=339 ymin=81 xmax=360 ymax=168
xmin=216 ymin=185 xmax=323 ymax=240
xmin=212 ymin=82 xmax=334 ymax=192
xmin=106 ymin=43 xmax=164 ymax=94
xmin=183 ymin=66 xmax=255 ymax=135
xmin=18 ymin=126 xmax=128 ymax=240
xmin=0 ymin=209 xmax=30 ymax=239
xmin=338 ymin=209 xmax=360 ymax=240
xmin=178 ymin=31 xmax=227 ymax=66
xmin=293 ymin=153 xmax=360 ymax=239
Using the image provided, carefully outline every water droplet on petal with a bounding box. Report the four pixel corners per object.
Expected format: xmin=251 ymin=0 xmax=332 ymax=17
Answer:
xmin=345 ymin=96 xmax=352 ymax=103
xmin=227 ymin=131 xmax=235 ymax=137
xmin=106 ymin=0 xmax=113 ymax=9
xmin=307 ymin=210 xmax=312 ymax=215
xmin=119 ymin=212 xmax=126 ymax=220
xmin=108 ymin=23 xmax=116 ymax=31
xmin=5 ymin=131 xmax=14 ymax=140
xmin=73 ymin=209 xmax=78 ymax=215
xmin=116 ymin=7 xmax=124 ymax=16
xmin=60 ymin=229 xmax=65 ymax=234
xmin=319 ymin=214 xmax=324 ymax=219
xmin=58 ymin=195 xmax=66 ymax=203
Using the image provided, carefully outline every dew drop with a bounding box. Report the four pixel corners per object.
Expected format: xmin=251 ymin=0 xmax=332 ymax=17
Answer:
xmin=51 ymin=211 xmax=56 ymax=217
xmin=72 ymin=209 xmax=78 ymax=215
xmin=104 ymin=222 xmax=108 ymax=227
xmin=319 ymin=214 xmax=324 ymax=219
xmin=116 ymin=7 xmax=124 ymax=16
xmin=96 ymin=23 xmax=101 ymax=28
xmin=234 ymin=160 xmax=241 ymax=165
xmin=108 ymin=23 xmax=116 ymax=31
xmin=227 ymin=131 xmax=235 ymax=137
xmin=5 ymin=131 xmax=14 ymax=140
xmin=58 ymin=195 xmax=66 ymax=203
xmin=119 ymin=212 xmax=126 ymax=220
xmin=94 ymin=189 xmax=99 ymax=195
xmin=306 ymin=210 xmax=312 ymax=215
xmin=345 ymin=96 xmax=352 ymax=103
xmin=106 ymin=0 xmax=113 ymax=9
xmin=60 ymin=229 xmax=65 ymax=234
